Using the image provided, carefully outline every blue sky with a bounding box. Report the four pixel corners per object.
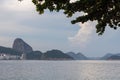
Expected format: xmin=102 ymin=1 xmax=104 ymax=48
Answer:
xmin=0 ymin=0 xmax=120 ymax=57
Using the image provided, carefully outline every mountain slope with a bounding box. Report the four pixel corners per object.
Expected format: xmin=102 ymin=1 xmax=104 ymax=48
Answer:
xmin=12 ymin=38 xmax=33 ymax=53
xmin=43 ymin=50 xmax=74 ymax=60
xmin=66 ymin=52 xmax=88 ymax=60
xmin=100 ymin=53 xmax=113 ymax=60
xmin=26 ymin=51 xmax=43 ymax=60
xmin=107 ymin=55 xmax=120 ymax=60
xmin=0 ymin=46 xmax=22 ymax=56
xmin=101 ymin=53 xmax=120 ymax=60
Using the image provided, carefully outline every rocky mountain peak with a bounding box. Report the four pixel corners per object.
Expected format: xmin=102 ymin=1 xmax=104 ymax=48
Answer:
xmin=12 ymin=38 xmax=33 ymax=53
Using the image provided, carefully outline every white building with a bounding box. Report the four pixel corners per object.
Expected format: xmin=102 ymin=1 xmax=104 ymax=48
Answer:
xmin=0 ymin=53 xmax=20 ymax=60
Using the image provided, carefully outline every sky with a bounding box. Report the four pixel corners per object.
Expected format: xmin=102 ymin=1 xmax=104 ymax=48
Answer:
xmin=0 ymin=0 xmax=120 ymax=57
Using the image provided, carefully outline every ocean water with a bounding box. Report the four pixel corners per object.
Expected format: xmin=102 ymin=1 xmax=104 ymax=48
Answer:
xmin=0 ymin=60 xmax=120 ymax=80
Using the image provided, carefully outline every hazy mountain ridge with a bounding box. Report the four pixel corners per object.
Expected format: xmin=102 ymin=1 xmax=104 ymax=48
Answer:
xmin=100 ymin=53 xmax=120 ymax=60
xmin=100 ymin=53 xmax=113 ymax=60
xmin=42 ymin=50 xmax=73 ymax=60
xmin=0 ymin=38 xmax=73 ymax=60
xmin=26 ymin=51 xmax=43 ymax=60
xmin=66 ymin=52 xmax=88 ymax=60
xmin=0 ymin=38 xmax=120 ymax=60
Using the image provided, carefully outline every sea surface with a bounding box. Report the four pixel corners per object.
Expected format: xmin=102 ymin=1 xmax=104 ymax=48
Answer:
xmin=0 ymin=60 xmax=120 ymax=80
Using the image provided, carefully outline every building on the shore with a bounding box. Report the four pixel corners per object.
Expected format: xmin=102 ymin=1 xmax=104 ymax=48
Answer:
xmin=20 ymin=53 xmax=26 ymax=60
xmin=0 ymin=53 xmax=20 ymax=60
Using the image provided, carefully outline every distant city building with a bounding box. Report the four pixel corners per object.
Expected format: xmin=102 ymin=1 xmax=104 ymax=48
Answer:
xmin=0 ymin=53 xmax=20 ymax=60
xmin=20 ymin=53 xmax=26 ymax=60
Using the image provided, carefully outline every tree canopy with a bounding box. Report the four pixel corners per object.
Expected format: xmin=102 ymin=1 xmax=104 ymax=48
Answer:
xmin=20 ymin=0 xmax=120 ymax=35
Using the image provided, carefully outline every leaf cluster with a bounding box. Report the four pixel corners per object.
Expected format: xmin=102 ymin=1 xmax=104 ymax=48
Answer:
xmin=24 ymin=0 xmax=120 ymax=35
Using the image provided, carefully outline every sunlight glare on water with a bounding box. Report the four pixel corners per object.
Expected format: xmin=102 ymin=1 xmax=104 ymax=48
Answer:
xmin=0 ymin=60 xmax=120 ymax=80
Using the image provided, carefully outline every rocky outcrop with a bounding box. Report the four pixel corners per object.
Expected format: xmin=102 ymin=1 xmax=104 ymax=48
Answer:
xmin=12 ymin=38 xmax=33 ymax=53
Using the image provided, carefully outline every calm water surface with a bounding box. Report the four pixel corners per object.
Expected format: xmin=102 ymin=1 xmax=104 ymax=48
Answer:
xmin=0 ymin=60 xmax=120 ymax=80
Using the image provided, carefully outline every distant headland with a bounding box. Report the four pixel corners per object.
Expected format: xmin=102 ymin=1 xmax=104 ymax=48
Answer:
xmin=0 ymin=38 xmax=73 ymax=60
xmin=0 ymin=38 xmax=120 ymax=60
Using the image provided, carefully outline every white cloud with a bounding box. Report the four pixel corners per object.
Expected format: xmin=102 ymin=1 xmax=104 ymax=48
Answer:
xmin=0 ymin=21 xmax=51 ymax=35
xmin=1 ymin=0 xmax=34 ymax=11
xmin=0 ymin=36 xmax=14 ymax=47
xmin=69 ymin=21 xmax=96 ymax=46
xmin=0 ymin=21 xmax=50 ymax=47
